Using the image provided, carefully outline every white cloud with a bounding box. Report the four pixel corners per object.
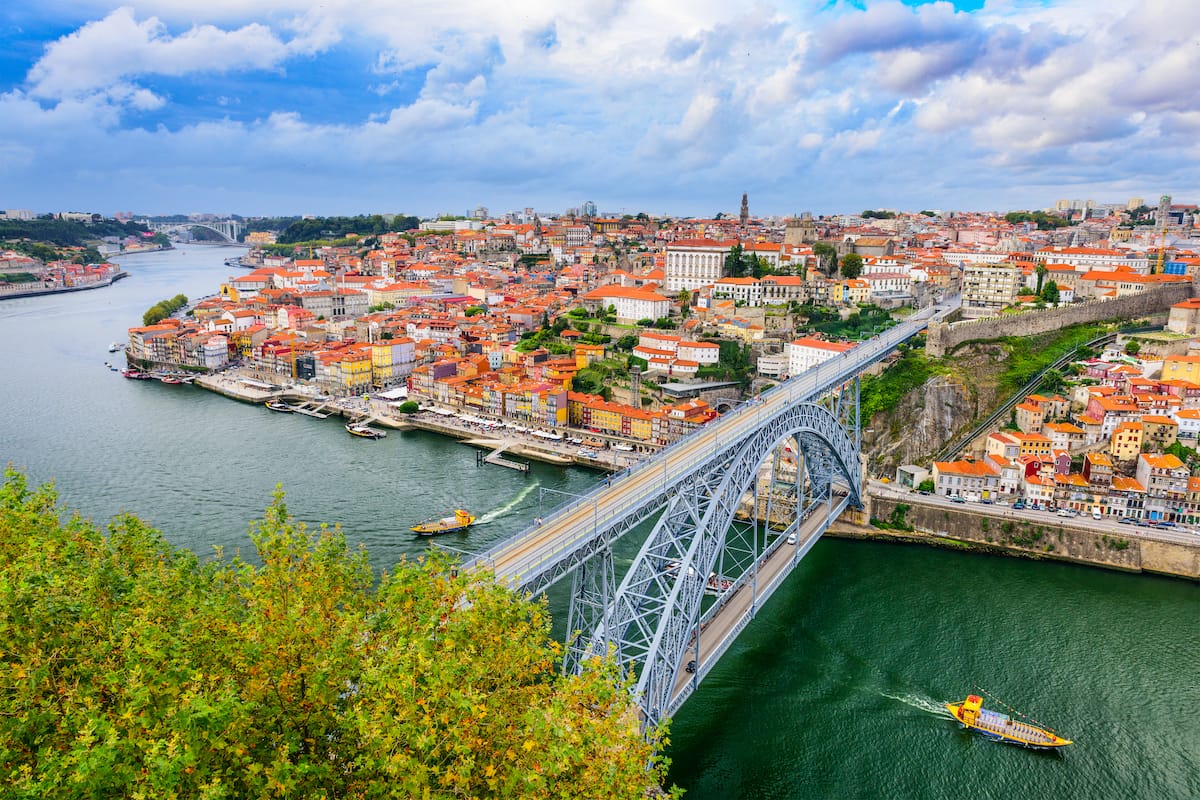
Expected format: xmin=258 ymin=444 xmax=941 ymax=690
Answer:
xmin=7 ymin=0 xmax=1200 ymax=214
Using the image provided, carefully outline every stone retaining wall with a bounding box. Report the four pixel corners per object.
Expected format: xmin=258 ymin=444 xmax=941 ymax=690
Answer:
xmin=833 ymin=497 xmax=1200 ymax=580
xmin=925 ymin=282 xmax=1195 ymax=356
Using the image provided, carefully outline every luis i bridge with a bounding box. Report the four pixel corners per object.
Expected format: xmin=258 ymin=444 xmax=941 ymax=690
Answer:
xmin=456 ymin=300 xmax=957 ymax=730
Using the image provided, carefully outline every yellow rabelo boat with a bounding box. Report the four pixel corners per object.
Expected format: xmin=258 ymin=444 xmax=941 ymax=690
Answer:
xmin=946 ymin=694 xmax=1072 ymax=750
xmin=411 ymin=509 xmax=476 ymax=536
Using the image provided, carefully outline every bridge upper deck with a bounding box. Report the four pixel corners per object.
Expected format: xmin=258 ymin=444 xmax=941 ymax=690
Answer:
xmin=463 ymin=303 xmax=949 ymax=591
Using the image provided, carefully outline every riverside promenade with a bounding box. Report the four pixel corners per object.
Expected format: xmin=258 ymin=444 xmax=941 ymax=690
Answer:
xmin=191 ymin=370 xmax=639 ymax=471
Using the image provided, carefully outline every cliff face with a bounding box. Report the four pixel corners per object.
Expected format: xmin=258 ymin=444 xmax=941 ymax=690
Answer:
xmin=862 ymin=342 xmax=1011 ymax=475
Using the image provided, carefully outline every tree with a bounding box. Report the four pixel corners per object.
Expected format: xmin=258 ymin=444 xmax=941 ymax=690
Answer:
xmin=840 ymin=253 xmax=863 ymax=279
xmin=812 ymin=242 xmax=837 ymax=275
xmin=677 ymin=288 xmax=691 ymax=317
xmin=0 ymin=470 xmax=673 ymax=799
xmin=396 ymin=399 xmax=419 ymax=413
xmin=1040 ymin=367 xmax=1066 ymax=395
xmin=917 ymin=479 xmax=935 ymax=493
xmin=1035 ymin=264 xmax=1048 ymax=293
xmin=724 ymin=243 xmax=746 ymax=277
xmin=1125 ymin=340 xmax=1141 ymax=355
xmin=464 ymin=305 xmax=486 ymax=317
xmin=1040 ymin=279 xmax=1060 ymax=304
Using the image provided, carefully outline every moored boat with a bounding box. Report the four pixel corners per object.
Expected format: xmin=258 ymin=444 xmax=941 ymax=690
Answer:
xmin=946 ymin=694 xmax=1072 ymax=750
xmin=122 ymin=368 xmax=153 ymax=380
xmin=160 ymin=376 xmax=183 ymax=385
xmin=108 ymin=341 xmax=123 ymax=353
xmin=411 ymin=509 xmax=476 ymax=536
xmin=265 ymin=400 xmax=295 ymax=412
xmin=345 ymin=422 xmax=386 ymax=439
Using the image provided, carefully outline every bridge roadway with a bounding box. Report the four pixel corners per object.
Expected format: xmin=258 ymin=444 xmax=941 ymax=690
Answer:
xmin=666 ymin=491 xmax=851 ymax=715
xmin=467 ymin=300 xmax=952 ymax=593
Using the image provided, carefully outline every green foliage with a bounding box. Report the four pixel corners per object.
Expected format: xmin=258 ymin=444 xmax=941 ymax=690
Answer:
xmin=369 ymin=301 xmax=396 ymax=312
xmin=919 ymin=210 xmax=937 ymax=217
xmin=812 ymin=242 xmax=837 ymax=274
xmin=840 ymin=253 xmax=863 ymax=279
xmin=860 ymin=348 xmax=936 ymax=421
xmin=142 ymin=293 xmax=188 ymax=326
xmin=276 ymin=215 xmax=417 ymax=244
xmin=1039 ymin=367 xmax=1066 ymax=395
xmin=0 ymin=470 xmax=672 ymax=799
xmin=994 ymin=323 xmax=1111 ymax=397
xmin=653 ymin=318 xmax=676 ymax=329
xmin=0 ymin=272 xmax=38 ymax=283
xmin=1040 ymin=279 xmax=1060 ymax=304
xmin=861 ymin=209 xmax=897 ymax=219
xmin=1124 ymin=340 xmax=1141 ymax=355
xmin=464 ymin=305 xmax=486 ymax=317
xmin=917 ymin=479 xmax=935 ymax=493
xmin=615 ymin=334 xmax=639 ymax=351
xmin=571 ymin=366 xmax=612 ymax=399
xmin=724 ymin=244 xmax=747 ymax=278
xmin=0 ymin=217 xmax=152 ymax=248
xmin=396 ymin=400 xmax=419 ymax=414
xmin=1004 ymin=210 xmax=1072 ymax=230
xmin=567 ymin=307 xmax=589 ymax=318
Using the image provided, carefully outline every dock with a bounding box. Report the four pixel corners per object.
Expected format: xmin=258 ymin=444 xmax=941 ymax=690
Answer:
xmin=476 ymin=440 xmax=531 ymax=474
xmin=291 ymin=402 xmax=331 ymax=419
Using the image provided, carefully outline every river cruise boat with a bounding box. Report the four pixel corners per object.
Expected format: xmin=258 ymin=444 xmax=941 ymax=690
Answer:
xmin=265 ymin=400 xmax=295 ymax=412
xmin=946 ymin=695 xmax=1072 ymax=750
xmin=345 ymin=422 xmax=386 ymax=439
xmin=411 ymin=509 xmax=476 ymax=536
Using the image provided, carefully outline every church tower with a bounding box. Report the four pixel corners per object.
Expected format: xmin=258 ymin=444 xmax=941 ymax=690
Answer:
xmin=739 ymin=192 xmax=749 ymax=226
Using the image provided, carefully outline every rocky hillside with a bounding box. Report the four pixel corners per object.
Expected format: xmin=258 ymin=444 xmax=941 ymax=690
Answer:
xmin=861 ymin=324 xmax=1112 ymax=476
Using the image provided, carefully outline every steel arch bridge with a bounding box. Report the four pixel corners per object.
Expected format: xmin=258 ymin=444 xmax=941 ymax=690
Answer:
xmin=143 ymin=219 xmax=243 ymax=243
xmin=457 ymin=311 xmax=943 ymax=730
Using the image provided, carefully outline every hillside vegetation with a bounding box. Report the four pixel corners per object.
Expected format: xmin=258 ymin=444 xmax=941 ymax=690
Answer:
xmin=862 ymin=322 xmax=1114 ymax=473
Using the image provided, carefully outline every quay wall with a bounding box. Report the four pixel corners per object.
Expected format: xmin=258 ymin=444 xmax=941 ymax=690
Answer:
xmin=0 ymin=271 xmax=129 ymax=301
xmin=925 ymin=283 xmax=1194 ymax=357
xmin=830 ymin=497 xmax=1200 ymax=581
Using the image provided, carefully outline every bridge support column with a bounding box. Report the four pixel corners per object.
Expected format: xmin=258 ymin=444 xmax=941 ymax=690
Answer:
xmin=563 ymin=543 xmax=616 ymax=675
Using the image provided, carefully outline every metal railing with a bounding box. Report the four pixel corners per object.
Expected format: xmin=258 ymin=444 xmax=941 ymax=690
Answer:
xmin=460 ymin=315 xmax=934 ymax=586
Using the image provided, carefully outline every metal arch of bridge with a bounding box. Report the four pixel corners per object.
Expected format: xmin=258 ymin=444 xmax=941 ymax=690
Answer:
xmin=148 ymin=220 xmax=243 ymax=243
xmin=456 ymin=314 xmax=941 ymax=727
xmin=565 ymin=396 xmax=862 ymax=728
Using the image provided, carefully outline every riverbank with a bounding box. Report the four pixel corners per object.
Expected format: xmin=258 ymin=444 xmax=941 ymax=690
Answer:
xmin=188 ymin=371 xmax=625 ymax=471
xmin=831 ymin=500 xmax=1200 ymax=581
xmin=0 ymin=270 xmax=128 ymax=301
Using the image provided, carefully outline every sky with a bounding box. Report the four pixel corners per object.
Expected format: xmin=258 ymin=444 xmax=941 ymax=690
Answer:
xmin=1 ymin=0 xmax=1197 ymax=218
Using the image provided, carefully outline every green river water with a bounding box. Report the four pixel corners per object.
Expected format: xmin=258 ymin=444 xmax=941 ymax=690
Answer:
xmin=0 ymin=246 xmax=1195 ymax=799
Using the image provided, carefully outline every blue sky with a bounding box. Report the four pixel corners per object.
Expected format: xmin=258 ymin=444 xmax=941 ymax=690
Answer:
xmin=1 ymin=1 xmax=1196 ymax=218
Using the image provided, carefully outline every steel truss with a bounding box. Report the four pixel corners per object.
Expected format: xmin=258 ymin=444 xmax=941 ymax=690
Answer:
xmin=566 ymin=388 xmax=863 ymax=728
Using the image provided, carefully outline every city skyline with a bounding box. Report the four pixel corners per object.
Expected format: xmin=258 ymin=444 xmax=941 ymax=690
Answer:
xmin=2 ymin=1 xmax=1198 ymax=217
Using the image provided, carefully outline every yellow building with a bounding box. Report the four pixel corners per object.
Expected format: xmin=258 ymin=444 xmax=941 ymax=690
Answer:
xmin=1109 ymin=421 xmax=1143 ymax=463
xmin=1161 ymin=355 xmax=1200 ymax=383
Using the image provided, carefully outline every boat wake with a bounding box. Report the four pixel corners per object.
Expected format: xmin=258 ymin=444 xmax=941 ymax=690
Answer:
xmin=476 ymin=480 xmax=540 ymax=525
xmin=882 ymin=692 xmax=956 ymax=719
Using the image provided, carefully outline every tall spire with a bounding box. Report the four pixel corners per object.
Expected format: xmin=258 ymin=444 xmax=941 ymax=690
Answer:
xmin=739 ymin=192 xmax=749 ymax=226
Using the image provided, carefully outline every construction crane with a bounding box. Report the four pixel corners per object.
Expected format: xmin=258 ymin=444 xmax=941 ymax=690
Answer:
xmin=1154 ymin=194 xmax=1171 ymax=274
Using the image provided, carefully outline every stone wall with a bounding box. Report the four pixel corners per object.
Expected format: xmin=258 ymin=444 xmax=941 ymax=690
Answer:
xmin=925 ymin=282 xmax=1195 ymax=356
xmin=834 ymin=497 xmax=1200 ymax=580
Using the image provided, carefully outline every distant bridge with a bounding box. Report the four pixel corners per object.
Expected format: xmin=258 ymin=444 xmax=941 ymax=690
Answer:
xmin=142 ymin=219 xmax=243 ymax=243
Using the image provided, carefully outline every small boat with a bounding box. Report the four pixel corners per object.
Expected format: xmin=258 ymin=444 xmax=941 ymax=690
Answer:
xmin=108 ymin=341 xmax=123 ymax=353
xmin=411 ymin=509 xmax=476 ymax=536
xmin=160 ymin=376 xmax=183 ymax=385
xmin=345 ymin=422 xmax=386 ymax=439
xmin=122 ymin=368 xmax=153 ymax=380
xmin=946 ymin=695 xmax=1072 ymax=750
xmin=265 ymin=400 xmax=295 ymax=413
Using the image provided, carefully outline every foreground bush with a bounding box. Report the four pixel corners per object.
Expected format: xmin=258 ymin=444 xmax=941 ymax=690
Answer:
xmin=0 ymin=469 xmax=674 ymax=799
